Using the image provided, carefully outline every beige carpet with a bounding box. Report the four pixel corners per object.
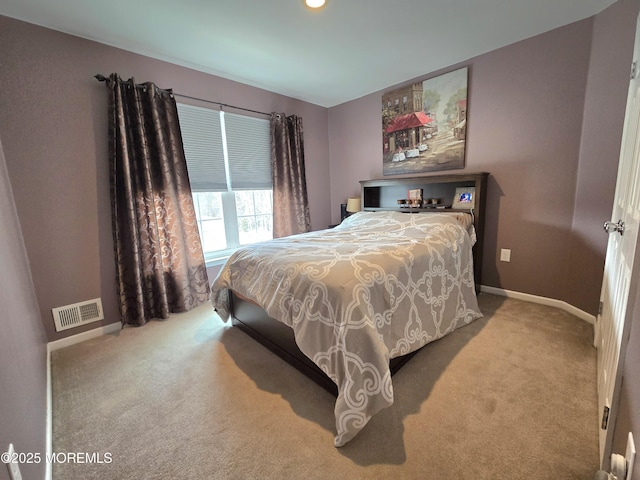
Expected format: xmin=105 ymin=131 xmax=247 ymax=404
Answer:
xmin=51 ymin=293 xmax=598 ymax=479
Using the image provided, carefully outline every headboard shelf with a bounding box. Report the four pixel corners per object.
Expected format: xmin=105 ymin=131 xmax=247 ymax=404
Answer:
xmin=361 ymin=173 xmax=487 ymax=209
xmin=359 ymin=172 xmax=489 ymax=291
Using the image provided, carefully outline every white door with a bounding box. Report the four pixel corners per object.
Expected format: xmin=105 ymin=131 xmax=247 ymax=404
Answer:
xmin=597 ymin=13 xmax=640 ymax=465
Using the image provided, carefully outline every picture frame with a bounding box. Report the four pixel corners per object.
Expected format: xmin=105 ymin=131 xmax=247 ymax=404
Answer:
xmin=452 ymin=187 xmax=475 ymax=209
xmin=408 ymin=188 xmax=423 ymax=200
xmin=382 ymin=66 xmax=468 ymax=176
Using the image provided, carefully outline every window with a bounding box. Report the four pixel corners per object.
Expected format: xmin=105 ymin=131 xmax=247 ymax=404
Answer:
xmin=177 ymin=103 xmax=273 ymax=263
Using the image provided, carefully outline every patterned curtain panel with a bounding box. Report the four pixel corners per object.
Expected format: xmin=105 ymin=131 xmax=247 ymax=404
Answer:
xmin=105 ymin=74 xmax=210 ymax=326
xmin=270 ymin=113 xmax=312 ymax=237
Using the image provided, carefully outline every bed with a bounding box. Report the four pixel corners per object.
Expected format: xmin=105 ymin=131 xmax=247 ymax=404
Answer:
xmin=211 ymin=173 xmax=488 ymax=447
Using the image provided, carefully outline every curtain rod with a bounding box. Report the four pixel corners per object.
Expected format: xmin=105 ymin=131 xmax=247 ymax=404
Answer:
xmin=94 ymin=74 xmax=271 ymax=117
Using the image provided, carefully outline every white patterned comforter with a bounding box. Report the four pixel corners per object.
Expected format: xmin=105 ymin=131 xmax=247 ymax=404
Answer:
xmin=211 ymin=210 xmax=482 ymax=446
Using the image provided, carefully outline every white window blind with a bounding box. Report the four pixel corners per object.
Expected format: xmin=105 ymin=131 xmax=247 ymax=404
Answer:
xmin=176 ymin=103 xmax=227 ymax=192
xmin=225 ymin=112 xmax=272 ymax=190
xmin=176 ymin=103 xmax=272 ymax=192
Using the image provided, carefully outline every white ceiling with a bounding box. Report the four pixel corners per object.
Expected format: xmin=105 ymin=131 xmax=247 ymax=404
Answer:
xmin=0 ymin=0 xmax=617 ymax=107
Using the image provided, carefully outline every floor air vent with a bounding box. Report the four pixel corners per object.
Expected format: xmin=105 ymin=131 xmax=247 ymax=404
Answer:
xmin=52 ymin=298 xmax=104 ymax=332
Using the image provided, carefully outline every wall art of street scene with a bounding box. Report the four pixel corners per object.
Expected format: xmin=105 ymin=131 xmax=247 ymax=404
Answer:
xmin=382 ymin=67 xmax=468 ymax=175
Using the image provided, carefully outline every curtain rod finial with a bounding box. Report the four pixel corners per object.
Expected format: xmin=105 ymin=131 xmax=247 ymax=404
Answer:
xmin=94 ymin=74 xmax=107 ymax=82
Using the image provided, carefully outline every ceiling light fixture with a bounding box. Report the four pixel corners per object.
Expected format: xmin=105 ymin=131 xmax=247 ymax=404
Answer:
xmin=305 ymin=0 xmax=326 ymax=9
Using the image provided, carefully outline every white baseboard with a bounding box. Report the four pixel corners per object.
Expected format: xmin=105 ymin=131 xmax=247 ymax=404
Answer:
xmin=45 ymin=343 xmax=51 ymax=480
xmin=47 ymin=321 xmax=122 ymax=353
xmin=45 ymin=321 xmax=121 ymax=479
xmin=480 ymin=285 xmax=596 ymax=325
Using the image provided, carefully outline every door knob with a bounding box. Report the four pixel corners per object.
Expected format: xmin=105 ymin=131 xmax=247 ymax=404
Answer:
xmin=603 ymin=219 xmax=625 ymax=235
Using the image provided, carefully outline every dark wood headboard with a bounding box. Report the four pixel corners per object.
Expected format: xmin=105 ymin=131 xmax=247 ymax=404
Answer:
xmin=359 ymin=172 xmax=489 ymax=292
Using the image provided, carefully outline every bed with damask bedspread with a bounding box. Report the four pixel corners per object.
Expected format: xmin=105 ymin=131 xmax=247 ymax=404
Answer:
xmin=211 ymin=209 xmax=483 ymax=447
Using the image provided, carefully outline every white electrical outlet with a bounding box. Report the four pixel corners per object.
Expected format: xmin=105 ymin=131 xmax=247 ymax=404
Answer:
xmin=500 ymin=249 xmax=511 ymax=262
xmin=626 ymin=432 xmax=636 ymax=480
xmin=5 ymin=444 xmax=22 ymax=480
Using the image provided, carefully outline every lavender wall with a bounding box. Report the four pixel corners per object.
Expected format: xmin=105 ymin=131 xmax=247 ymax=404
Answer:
xmin=568 ymin=0 xmax=640 ymax=314
xmin=0 ymin=140 xmax=47 ymax=480
xmin=329 ymin=19 xmax=595 ymax=307
xmin=0 ymin=15 xmax=330 ymax=341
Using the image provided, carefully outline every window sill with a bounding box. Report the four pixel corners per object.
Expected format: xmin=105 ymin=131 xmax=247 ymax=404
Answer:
xmin=205 ymin=255 xmax=231 ymax=268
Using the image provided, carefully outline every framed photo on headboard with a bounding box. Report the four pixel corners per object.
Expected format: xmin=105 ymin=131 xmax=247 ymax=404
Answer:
xmin=408 ymin=188 xmax=423 ymax=200
xmin=452 ymin=187 xmax=475 ymax=209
